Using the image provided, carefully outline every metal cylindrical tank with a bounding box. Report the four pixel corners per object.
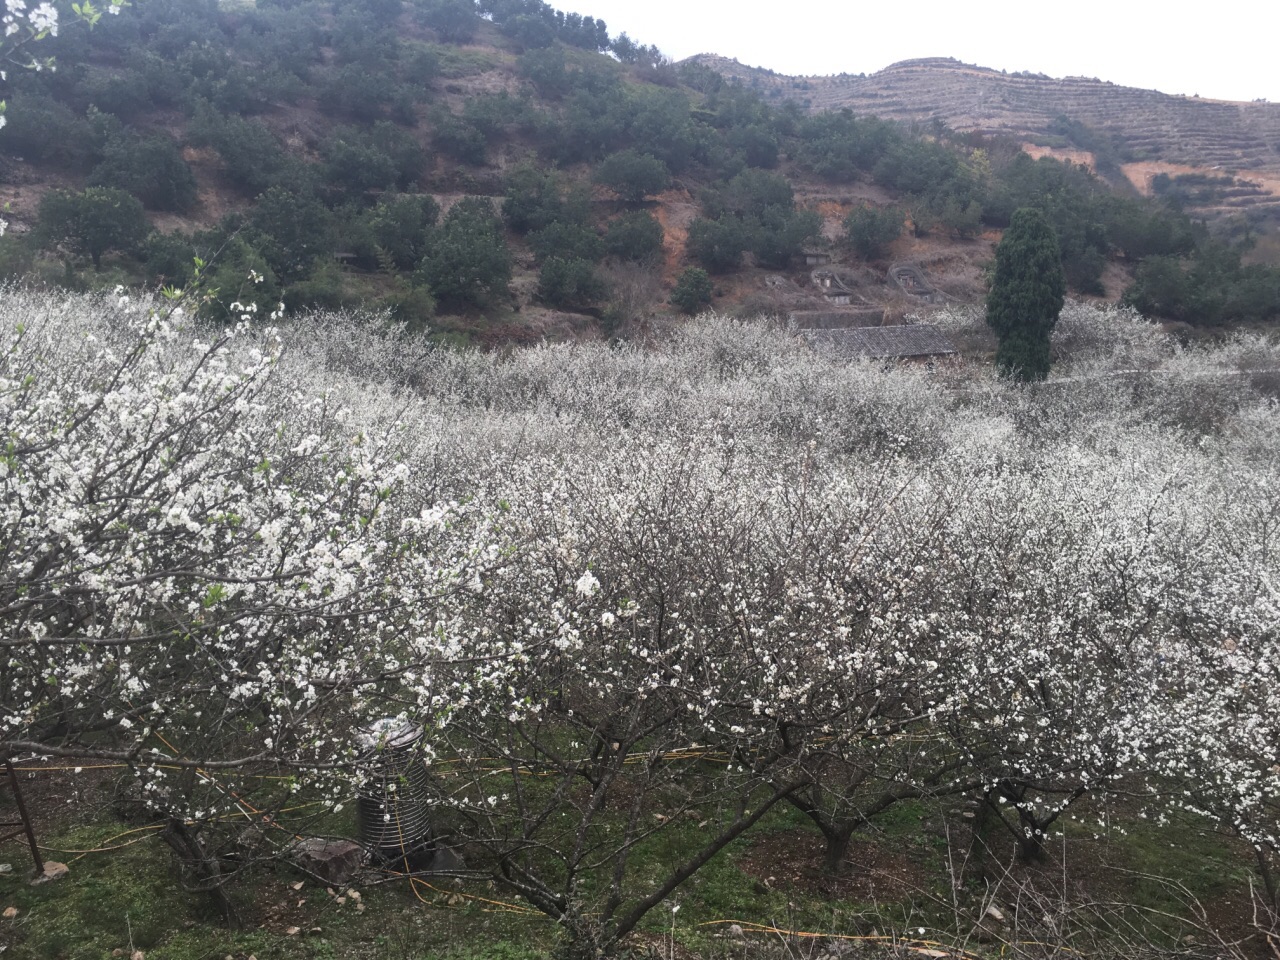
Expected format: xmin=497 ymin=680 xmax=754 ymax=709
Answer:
xmin=354 ymin=718 xmax=433 ymax=863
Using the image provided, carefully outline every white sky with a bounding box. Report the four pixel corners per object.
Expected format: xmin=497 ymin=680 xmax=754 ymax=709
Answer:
xmin=560 ymin=0 xmax=1280 ymax=104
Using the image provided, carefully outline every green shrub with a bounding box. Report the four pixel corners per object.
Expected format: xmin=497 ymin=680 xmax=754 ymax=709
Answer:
xmin=417 ymin=196 xmax=511 ymax=310
xmin=366 ymin=194 xmax=440 ymax=271
xmin=528 ymin=222 xmax=603 ymax=263
xmin=843 ymin=205 xmax=904 ymax=260
xmin=594 ymin=149 xmax=670 ymax=202
xmin=284 ymin=261 xmax=352 ymax=312
xmin=141 ymin=232 xmax=197 ymax=286
xmin=0 ymin=95 xmax=102 ymax=170
xmin=537 ymin=256 xmax=606 ymax=309
xmin=686 ymin=217 xmax=750 ymax=274
xmin=90 ymin=135 xmax=198 ymax=212
xmin=188 ymin=102 xmax=288 ymax=195
xmin=604 ymin=211 xmax=664 ymax=263
xmin=670 ymin=266 xmax=712 ymax=314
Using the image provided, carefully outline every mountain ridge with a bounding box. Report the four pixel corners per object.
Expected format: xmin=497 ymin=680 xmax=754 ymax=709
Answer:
xmin=682 ymin=54 xmax=1280 ymax=177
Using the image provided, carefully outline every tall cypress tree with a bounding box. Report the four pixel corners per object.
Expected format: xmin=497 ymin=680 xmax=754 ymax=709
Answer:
xmin=986 ymin=207 xmax=1066 ymax=381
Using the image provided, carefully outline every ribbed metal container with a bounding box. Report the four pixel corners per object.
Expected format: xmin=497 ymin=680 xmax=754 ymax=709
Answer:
xmin=354 ymin=718 xmax=433 ymax=862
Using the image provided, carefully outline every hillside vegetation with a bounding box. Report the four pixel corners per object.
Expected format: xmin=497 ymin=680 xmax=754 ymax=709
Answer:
xmin=1 ymin=0 xmax=1278 ymax=334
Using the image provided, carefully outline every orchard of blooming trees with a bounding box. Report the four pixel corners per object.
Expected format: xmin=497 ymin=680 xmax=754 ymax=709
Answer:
xmin=2 ymin=289 xmax=1279 ymax=956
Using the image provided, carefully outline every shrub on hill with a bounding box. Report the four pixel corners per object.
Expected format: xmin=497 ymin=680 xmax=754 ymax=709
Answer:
xmin=844 ymin=204 xmax=904 ymax=260
xmin=0 ymin=95 xmax=103 ymax=171
xmin=422 ymin=0 xmax=480 ymax=43
xmin=90 ymin=134 xmax=199 ymax=213
xmin=188 ymin=102 xmax=290 ymax=196
xmin=538 ymin=256 xmax=606 ymax=309
xmin=365 ymin=193 xmax=441 ymax=271
xmin=503 ymin=165 xmax=590 ymax=234
xmin=670 ymin=265 xmax=712 ymax=313
xmin=594 ymin=149 xmax=670 ymax=202
xmin=686 ymin=216 xmax=751 ymax=274
xmin=528 ymin=221 xmax=603 ymax=263
xmin=247 ymin=186 xmax=338 ymax=283
xmin=417 ymin=196 xmax=512 ymax=309
xmin=603 ymin=211 xmax=664 ymax=263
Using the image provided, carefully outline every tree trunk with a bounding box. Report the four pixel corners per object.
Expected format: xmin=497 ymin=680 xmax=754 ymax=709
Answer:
xmin=1254 ymin=846 xmax=1279 ymax=920
xmin=1015 ymin=810 xmax=1048 ymax=864
xmin=159 ymin=818 xmax=237 ymax=924
xmin=821 ymin=823 xmax=856 ymax=877
xmin=963 ymin=791 xmax=994 ymax=885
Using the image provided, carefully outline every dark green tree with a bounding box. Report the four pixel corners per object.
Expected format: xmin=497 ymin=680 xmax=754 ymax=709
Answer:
xmin=188 ymin=103 xmax=288 ymax=196
xmin=752 ymin=206 xmax=820 ymax=269
xmin=528 ymin=222 xmax=603 ymax=264
xmin=594 ymin=150 xmax=670 ymax=202
xmin=417 ymin=197 xmax=511 ymax=310
xmin=90 ymin=135 xmax=198 ymax=213
xmin=34 ymin=187 xmax=152 ymax=270
xmin=502 ymin=165 xmax=589 ymax=234
xmin=603 ymin=211 xmax=663 ymax=263
xmin=686 ymin=217 xmax=750 ymax=274
xmin=366 ymin=194 xmax=440 ymax=271
xmin=323 ymin=137 xmax=399 ymax=198
xmin=517 ymin=47 xmax=571 ymax=100
xmin=986 ymin=208 xmax=1066 ymax=382
xmin=248 ymin=187 xmax=337 ymax=283
xmin=726 ymin=124 xmax=779 ymax=169
xmin=203 ymin=238 xmax=283 ymax=323
xmin=670 ymin=266 xmax=712 ymax=314
xmin=0 ymin=95 xmax=103 ymax=171
xmin=141 ymin=231 xmax=198 ymax=286
xmin=537 ymin=257 xmax=606 ymax=310
xmin=843 ymin=204 xmax=903 ymax=260
xmin=422 ymin=0 xmax=478 ymax=43
xmin=428 ymin=108 xmax=487 ymax=166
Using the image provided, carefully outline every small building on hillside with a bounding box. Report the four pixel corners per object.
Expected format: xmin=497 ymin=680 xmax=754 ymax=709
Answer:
xmin=888 ymin=262 xmax=942 ymax=303
xmin=802 ymin=324 xmax=957 ymax=363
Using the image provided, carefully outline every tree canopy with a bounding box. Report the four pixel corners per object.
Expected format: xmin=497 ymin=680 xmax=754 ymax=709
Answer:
xmin=34 ymin=186 xmax=151 ymax=269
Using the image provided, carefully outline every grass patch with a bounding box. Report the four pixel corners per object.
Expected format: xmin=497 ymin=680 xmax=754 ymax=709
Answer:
xmin=0 ymin=783 xmax=1267 ymax=959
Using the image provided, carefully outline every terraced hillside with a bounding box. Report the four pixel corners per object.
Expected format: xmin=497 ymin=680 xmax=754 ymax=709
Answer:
xmin=685 ymin=55 xmax=1280 ymax=176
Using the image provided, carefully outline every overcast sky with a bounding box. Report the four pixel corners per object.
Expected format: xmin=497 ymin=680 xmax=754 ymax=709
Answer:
xmin=560 ymin=0 xmax=1280 ymax=104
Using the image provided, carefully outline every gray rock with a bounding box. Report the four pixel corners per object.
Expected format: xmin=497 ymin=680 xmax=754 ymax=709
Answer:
xmin=287 ymin=839 xmax=368 ymax=885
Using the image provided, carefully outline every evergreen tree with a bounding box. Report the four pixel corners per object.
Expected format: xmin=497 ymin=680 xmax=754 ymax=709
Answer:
xmin=843 ymin=204 xmax=903 ymax=260
xmin=670 ymin=266 xmax=712 ymax=314
xmin=34 ymin=187 xmax=151 ymax=270
xmin=417 ymin=197 xmax=511 ymax=310
xmin=986 ymin=207 xmax=1065 ymax=382
xmin=594 ymin=150 xmax=670 ymax=203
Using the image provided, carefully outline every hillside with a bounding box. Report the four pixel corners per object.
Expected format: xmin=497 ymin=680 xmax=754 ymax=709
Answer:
xmin=686 ymin=55 xmax=1280 ymax=232
xmin=0 ymin=0 xmax=1276 ymax=337
xmin=684 ymin=55 xmax=1280 ymax=173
